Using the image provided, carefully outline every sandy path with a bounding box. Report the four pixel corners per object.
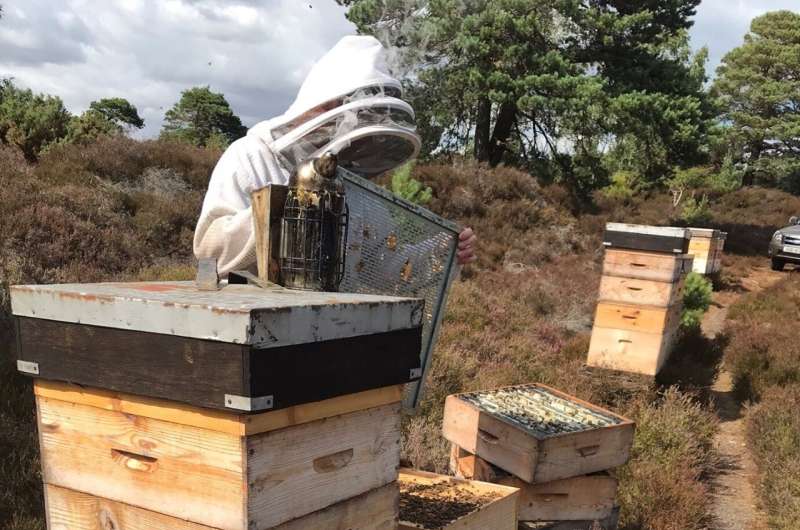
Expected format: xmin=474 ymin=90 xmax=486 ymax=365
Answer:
xmin=705 ymin=267 xmax=783 ymax=530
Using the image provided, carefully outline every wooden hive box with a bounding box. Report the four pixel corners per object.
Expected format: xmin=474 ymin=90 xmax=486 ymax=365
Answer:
xmin=12 ymin=281 xmax=424 ymax=412
xmin=603 ymin=223 xmax=690 ymax=254
xmin=597 ymin=274 xmax=685 ymax=308
xmin=35 ymin=380 xmax=403 ymax=530
xmin=398 ymin=468 xmax=519 ymax=530
xmin=450 ymin=446 xmax=618 ymax=522
xmin=442 ymin=384 xmax=634 ymax=484
xmin=586 ymin=325 xmax=679 ymax=376
xmin=602 ymin=249 xmax=693 ymax=283
xmin=519 ymin=507 xmax=620 ymax=530
xmin=687 ymin=228 xmax=725 ymax=275
xmin=593 ymin=301 xmax=681 ymax=335
xmin=45 ymin=482 xmax=399 ymax=530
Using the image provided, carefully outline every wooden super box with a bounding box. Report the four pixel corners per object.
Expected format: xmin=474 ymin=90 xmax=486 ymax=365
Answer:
xmin=442 ymin=384 xmax=634 ymax=484
xmin=35 ymin=380 xmax=403 ymax=530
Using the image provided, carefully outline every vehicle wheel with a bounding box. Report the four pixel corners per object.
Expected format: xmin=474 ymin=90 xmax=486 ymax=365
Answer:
xmin=772 ymin=258 xmax=785 ymax=271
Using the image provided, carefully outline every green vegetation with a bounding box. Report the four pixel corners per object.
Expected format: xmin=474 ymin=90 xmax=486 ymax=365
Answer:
xmin=713 ymin=10 xmax=800 ymax=191
xmin=160 ymin=86 xmax=246 ymax=148
xmin=0 ymin=80 xmax=70 ymax=161
xmin=340 ymin=0 xmax=710 ymax=198
xmin=391 ymin=163 xmax=432 ymax=205
xmin=89 ymin=98 xmax=145 ymax=130
xmin=681 ymin=272 xmax=713 ymax=330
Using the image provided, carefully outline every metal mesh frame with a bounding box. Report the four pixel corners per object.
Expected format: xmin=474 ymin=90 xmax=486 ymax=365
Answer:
xmin=338 ymin=168 xmax=460 ymax=409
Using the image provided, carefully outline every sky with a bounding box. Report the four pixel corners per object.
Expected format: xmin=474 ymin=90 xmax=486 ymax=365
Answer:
xmin=0 ymin=0 xmax=797 ymax=138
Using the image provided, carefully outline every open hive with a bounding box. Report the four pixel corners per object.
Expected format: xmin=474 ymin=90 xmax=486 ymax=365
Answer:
xmin=443 ymin=384 xmax=635 ymax=483
xmin=457 ymin=385 xmax=622 ymax=438
xmin=398 ymin=469 xmax=518 ymax=530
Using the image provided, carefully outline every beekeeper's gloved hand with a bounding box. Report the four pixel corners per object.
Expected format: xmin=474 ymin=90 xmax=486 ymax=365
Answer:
xmin=457 ymin=227 xmax=477 ymax=265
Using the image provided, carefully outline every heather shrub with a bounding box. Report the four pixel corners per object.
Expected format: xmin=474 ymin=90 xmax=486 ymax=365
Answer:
xmin=0 ymin=138 xmax=214 ymax=530
xmin=746 ymin=384 xmax=800 ymax=529
xmin=726 ymin=275 xmax=800 ymax=401
xmin=617 ymin=388 xmax=718 ymax=530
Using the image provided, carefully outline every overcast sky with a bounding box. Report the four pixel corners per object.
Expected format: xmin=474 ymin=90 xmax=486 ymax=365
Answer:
xmin=0 ymin=0 xmax=797 ymax=138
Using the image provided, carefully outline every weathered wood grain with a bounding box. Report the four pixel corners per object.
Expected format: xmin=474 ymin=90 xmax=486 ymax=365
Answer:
xmin=597 ymin=275 xmax=684 ymax=307
xmin=449 ymin=446 xmax=618 ymax=522
xmin=398 ymin=468 xmax=519 ymax=530
xmin=44 ymin=484 xmax=216 ymax=530
xmin=33 ymin=379 xmax=403 ymax=436
xmin=593 ymin=301 xmax=681 ymax=335
xmin=38 ymin=395 xmax=402 ymax=530
xmin=442 ymin=386 xmax=635 ymax=483
xmin=602 ymin=249 xmax=690 ymax=282
xmin=246 ymin=403 xmax=401 ymax=529
xmin=45 ymin=483 xmax=399 ymax=530
xmin=37 ymin=396 xmax=245 ymax=529
xmin=587 ymin=326 xmax=678 ymax=376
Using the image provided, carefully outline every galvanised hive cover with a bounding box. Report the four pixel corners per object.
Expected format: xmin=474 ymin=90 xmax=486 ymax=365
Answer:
xmin=338 ymin=168 xmax=461 ymax=409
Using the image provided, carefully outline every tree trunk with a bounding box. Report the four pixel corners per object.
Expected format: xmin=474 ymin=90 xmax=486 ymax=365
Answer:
xmin=488 ymin=101 xmax=518 ymax=167
xmin=474 ymin=97 xmax=491 ymax=162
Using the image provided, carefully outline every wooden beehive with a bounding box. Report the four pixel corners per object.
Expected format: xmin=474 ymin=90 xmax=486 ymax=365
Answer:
xmin=441 ymin=384 xmax=634 ymax=484
xmin=35 ymin=380 xmax=403 ymax=530
xmin=588 ymin=223 xmax=692 ymax=376
xmin=450 ymin=445 xmax=618 ymax=522
xmin=398 ymin=468 xmax=519 ymax=530
xmin=12 ymin=281 xmax=424 ymax=412
xmin=688 ymin=228 xmax=726 ymax=275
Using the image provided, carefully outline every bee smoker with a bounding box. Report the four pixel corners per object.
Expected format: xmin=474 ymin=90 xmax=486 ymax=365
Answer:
xmin=279 ymin=153 xmax=349 ymax=291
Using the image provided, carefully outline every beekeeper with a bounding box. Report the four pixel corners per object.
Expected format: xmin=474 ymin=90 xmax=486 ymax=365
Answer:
xmin=194 ymin=35 xmax=477 ymax=276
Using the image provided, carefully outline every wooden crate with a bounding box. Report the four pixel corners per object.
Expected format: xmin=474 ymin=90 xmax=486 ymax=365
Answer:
xmin=12 ymin=281 xmax=423 ymax=412
xmin=44 ymin=482 xmax=399 ymax=530
xmin=603 ymin=223 xmax=690 ymax=254
xmin=587 ymin=325 xmax=678 ymax=376
xmin=593 ymin=301 xmax=681 ymax=335
xmin=519 ymin=507 xmax=620 ymax=530
xmin=602 ymin=249 xmax=692 ymax=282
xmin=442 ymin=384 xmax=635 ymax=484
xmin=450 ymin=446 xmax=618 ymax=522
xmin=597 ymin=274 xmax=684 ymax=307
xmin=398 ymin=468 xmax=519 ymax=530
xmin=35 ymin=382 xmax=402 ymax=530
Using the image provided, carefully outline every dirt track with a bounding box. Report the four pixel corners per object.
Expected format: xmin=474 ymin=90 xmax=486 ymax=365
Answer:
xmin=705 ymin=267 xmax=783 ymax=530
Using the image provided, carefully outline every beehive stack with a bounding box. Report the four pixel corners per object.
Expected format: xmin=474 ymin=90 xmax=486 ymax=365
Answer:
xmin=12 ymin=281 xmax=426 ymax=530
xmin=687 ymin=228 xmax=726 ymax=275
xmin=586 ymin=223 xmax=693 ymax=376
xmin=443 ymin=384 xmax=635 ymax=529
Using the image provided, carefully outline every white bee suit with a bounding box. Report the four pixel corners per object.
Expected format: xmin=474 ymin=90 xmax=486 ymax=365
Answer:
xmin=193 ymin=35 xmax=418 ymax=275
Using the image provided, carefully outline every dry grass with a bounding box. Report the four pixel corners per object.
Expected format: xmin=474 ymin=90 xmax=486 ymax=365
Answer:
xmin=724 ymin=274 xmax=800 ymax=528
xmin=725 ymin=275 xmax=800 ymax=401
xmin=0 ymin=141 xmax=208 ymax=529
xmin=746 ymin=384 xmax=800 ymax=530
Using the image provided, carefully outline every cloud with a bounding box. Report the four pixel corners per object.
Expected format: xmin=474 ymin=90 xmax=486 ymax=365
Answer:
xmin=0 ymin=0 xmax=356 ymax=137
xmin=689 ymin=0 xmax=799 ymax=77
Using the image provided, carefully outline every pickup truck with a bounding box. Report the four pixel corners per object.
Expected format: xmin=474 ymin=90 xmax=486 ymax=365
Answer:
xmin=768 ymin=216 xmax=800 ymax=270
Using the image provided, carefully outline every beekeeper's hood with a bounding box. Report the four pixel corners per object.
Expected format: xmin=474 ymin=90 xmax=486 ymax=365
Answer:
xmin=248 ymin=35 xmax=420 ymax=179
